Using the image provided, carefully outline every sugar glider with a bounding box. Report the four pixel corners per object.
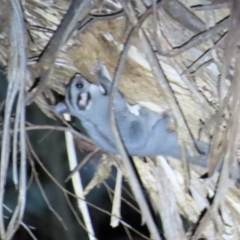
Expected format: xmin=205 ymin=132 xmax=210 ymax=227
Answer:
xmin=55 ymin=62 xmax=209 ymax=167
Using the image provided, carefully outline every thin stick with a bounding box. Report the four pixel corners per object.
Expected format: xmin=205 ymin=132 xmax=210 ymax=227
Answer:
xmin=64 ymin=193 xmax=88 ymax=231
xmin=3 ymin=205 xmax=37 ymax=240
xmin=109 ymin=1 xmax=164 ymax=239
xmin=25 ymin=124 xmax=93 ymax=143
xmin=191 ymin=2 xmax=231 ymax=11
xmin=20 ymin=222 xmax=38 ymax=240
xmin=193 ymin=53 xmax=240 ymax=240
xmin=63 ymin=113 xmax=96 ymax=240
xmin=12 ymin=97 xmax=21 ymax=186
xmin=158 ymin=17 xmax=229 ymax=57
xmin=75 ymin=10 xmax=125 ymax=35
xmin=110 ymin=168 xmax=122 ymax=227
xmin=102 ymin=180 xmax=140 ymax=214
xmin=65 ymin=148 xmax=100 ymax=182
xmin=26 ymin=139 xmax=68 ymax=230
xmin=0 ymin=124 xmax=93 ymax=145
xmin=0 ymin=1 xmax=27 ymax=239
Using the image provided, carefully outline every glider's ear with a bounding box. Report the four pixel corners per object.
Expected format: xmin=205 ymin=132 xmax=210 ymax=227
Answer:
xmin=54 ymin=102 xmax=69 ymax=115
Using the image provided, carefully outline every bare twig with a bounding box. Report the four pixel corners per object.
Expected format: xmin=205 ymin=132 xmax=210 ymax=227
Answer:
xmin=158 ymin=17 xmax=229 ymax=57
xmin=191 ymin=2 xmax=231 ymax=11
xmin=193 ymin=52 xmax=240 ymax=240
xmin=141 ymin=29 xmax=199 ymax=156
xmin=63 ymin=113 xmax=96 ymax=240
xmin=29 ymin=133 xmax=149 ymax=239
xmin=0 ymin=1 xmax=27 ymax=239
xmin=109 ymin=1 xmax=164 ymax=239
xmin=26 ymin=127 xmax=119 ymax=219
xmin=102 ymin=180 xmax=147 ymax=239
xmin=157 ymin=25 xmax=214 ymax=117
xmin=65 ymin=148 xmax=100 ymax=182
xmin=3 ymin=205 xmax=37 ymax=240
xmin=12 ymin=100 xmax=21 ymax=186
xmin=0 ymin=123 xmax=93 ymax=145
xmin=0 ymin=23 xmax=19 ymax=240
xmin=25 ymin=124 xmax=93 ymax=143
xmin=163 ymin=0 xmax=206 ymax=33
xmin=75 ymin=10 xmax=125 ymax=35
xmin=108 ymin=171 xmax=135 ymax=202
xmin=20 ymin=222 xmax=38 ymax=240
xmin=119 ymin=220 xmax=151 ymax=240
xmin=219 ymin=0 xmax=240 ymax=101
xmin=26 ymin=138 xmax=68 ymax=230
xmin=102 ymin=180 xmax=140 ymax=214
xmin=110 ymin=168 xmax=122 ymax=227
xmin=64 ymin=194 xmax=87 ymax=231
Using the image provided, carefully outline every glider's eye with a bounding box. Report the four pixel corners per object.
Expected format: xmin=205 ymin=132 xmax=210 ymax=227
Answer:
xmin=76 ymin=81 xmax=83 ymax=89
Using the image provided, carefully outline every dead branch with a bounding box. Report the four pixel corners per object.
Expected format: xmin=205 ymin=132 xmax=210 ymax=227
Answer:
xmin=163 ymin=0 xmax=206 ymax=33
xmin=158 ymin=17 xmax=229 ymax=57
xmin=0 ymin=1 xmax=27 ymax=239
xmin=108 ymin=1 xmax=167 ymax=239
xmin=26 ymin=0 xmax=92 ymax=105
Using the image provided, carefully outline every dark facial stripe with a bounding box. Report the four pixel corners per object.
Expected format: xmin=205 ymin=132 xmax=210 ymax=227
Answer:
xmin=67 ymin=74 xmax=79 ymax=107
xmin=68 ymin=87 xmax=73 ymax=106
